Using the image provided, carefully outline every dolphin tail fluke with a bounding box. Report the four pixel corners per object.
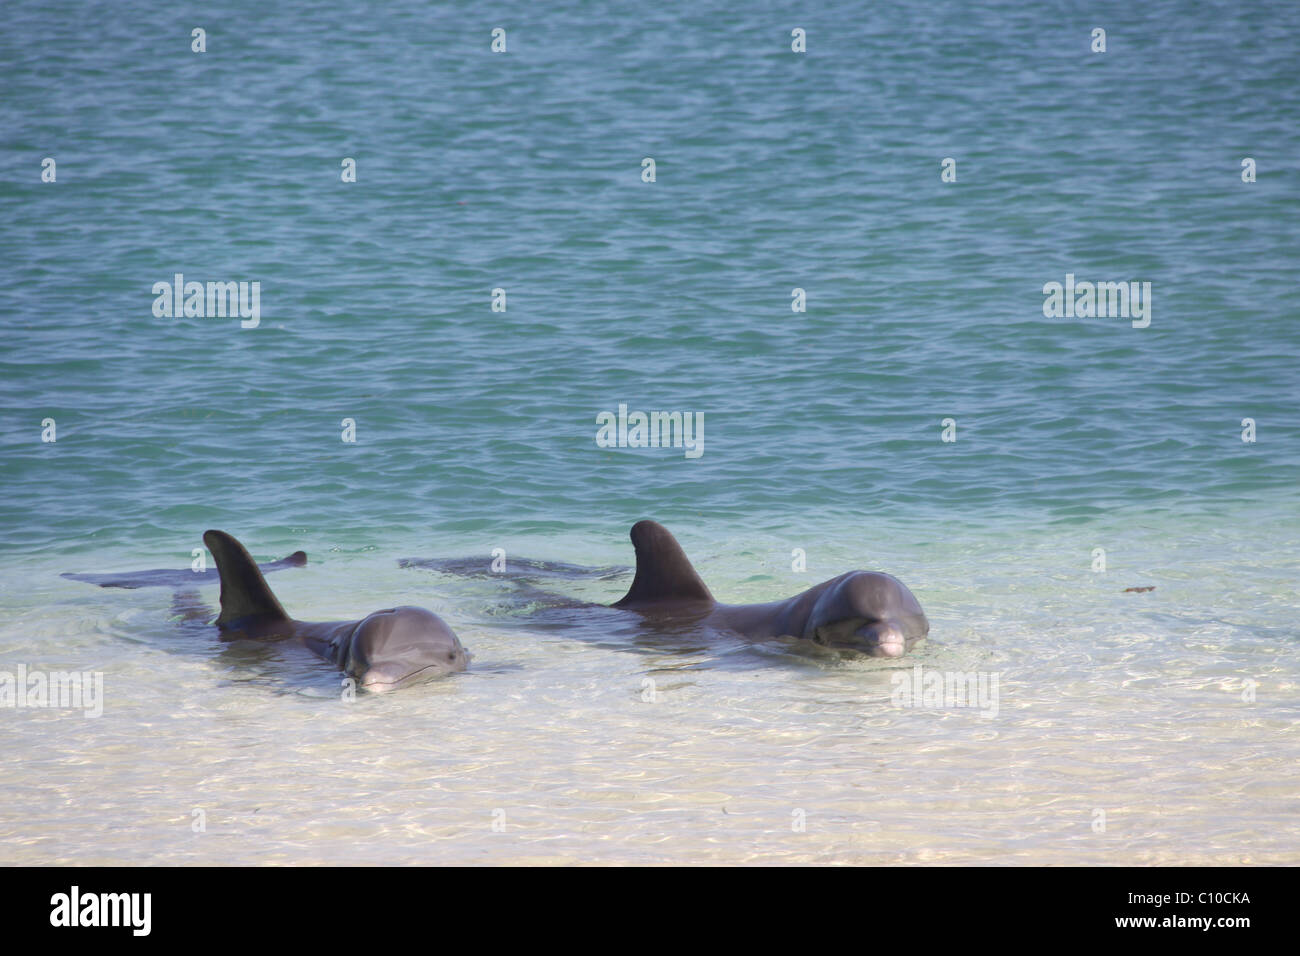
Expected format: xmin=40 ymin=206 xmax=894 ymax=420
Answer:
xmin=612 ymin=520 xmax=714 ymax=608
xmin=203 ymin=530 xmax=292 ymax=628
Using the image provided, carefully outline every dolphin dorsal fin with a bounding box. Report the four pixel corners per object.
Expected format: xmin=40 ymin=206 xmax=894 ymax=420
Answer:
xmin=203 ymin=530 xmax=291 ymax=627
xmin=612 ymin=520 xmax=714 ymax=608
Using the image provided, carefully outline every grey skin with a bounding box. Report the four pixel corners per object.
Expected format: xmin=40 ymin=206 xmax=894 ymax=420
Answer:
xmin=62 ymin=550 xmax=306 ymax=589
xmin=204 ymin=530 xmax=469 ymax=690
xmin=611 ymin=521 xmax=928 ymax=658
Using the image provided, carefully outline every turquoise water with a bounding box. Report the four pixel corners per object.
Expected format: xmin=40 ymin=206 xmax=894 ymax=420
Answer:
xmin=1 ymin=1 xmax=1297 ymax=864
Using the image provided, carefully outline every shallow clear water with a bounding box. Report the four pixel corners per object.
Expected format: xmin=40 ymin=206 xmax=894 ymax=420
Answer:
xmin=1 ymin=0 xmax=1297 ymax=864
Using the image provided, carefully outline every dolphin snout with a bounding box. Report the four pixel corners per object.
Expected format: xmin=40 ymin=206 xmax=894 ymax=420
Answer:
xmin=862 ymin=622 xmax=907 ymax=658
xmin=359 ymin=658 xmax=459 ymax=691
xmin=358 ymin=665 xmax=413 ymax=692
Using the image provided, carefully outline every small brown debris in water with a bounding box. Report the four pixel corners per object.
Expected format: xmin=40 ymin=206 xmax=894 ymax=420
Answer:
xmin=1123 ymin=586 xmax=1156 ymax=593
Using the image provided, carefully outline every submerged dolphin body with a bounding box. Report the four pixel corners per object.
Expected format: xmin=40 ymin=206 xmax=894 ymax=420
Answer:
xmin=204 ymin=530 xmax=469 ymax=690
xmin=610 ymin=521 xmax=929 ymax=658
xmin=62 ymin=550 xmax=306 ymax=589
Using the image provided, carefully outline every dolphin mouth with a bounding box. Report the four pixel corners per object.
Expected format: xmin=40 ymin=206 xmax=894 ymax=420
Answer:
xmin=859 ymin=622 xmax=909 ymax=658
xmin=869 ymin=639 xmax=907 ymax=658
xmin=359 ymin=660 xmax=462 ymax=692
xmin=812 ymin=620 xmax=910 ymax=658
xmin=818 ymin=639 xmax=907 ymax=658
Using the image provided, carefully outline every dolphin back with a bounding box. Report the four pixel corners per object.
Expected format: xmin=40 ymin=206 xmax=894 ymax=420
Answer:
xmin=203 ymin=529 xmax=292 ymax=628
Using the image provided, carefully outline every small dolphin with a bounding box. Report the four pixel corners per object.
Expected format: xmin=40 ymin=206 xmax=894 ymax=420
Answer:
xmin=203 ymin=530 xmax=469 ymax=690
xmin=610 ymin=521 xmax=929 ymax=658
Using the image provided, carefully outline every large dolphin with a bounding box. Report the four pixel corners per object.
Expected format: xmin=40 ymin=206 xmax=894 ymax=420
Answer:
xmin=610 ymin=521 xmax=928 ymax=657
xmin=203 ymin=530 xmax=469 ymax=690
xmin=407 ymin=520 xmax=928 ymax=659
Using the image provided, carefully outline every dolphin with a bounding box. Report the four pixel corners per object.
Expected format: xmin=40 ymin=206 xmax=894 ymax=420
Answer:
xmin=609 ymin=521 xmax=928 ymax=657
xmin=406 ymin=520 xmax=928 ymax=659
xmin=203 ymin=530 xmax=469 ymax=690
xmin=398 ymin=555 xmax=630 ymax=582
xmin=62 ymin=549 xmax=306 ymax=589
